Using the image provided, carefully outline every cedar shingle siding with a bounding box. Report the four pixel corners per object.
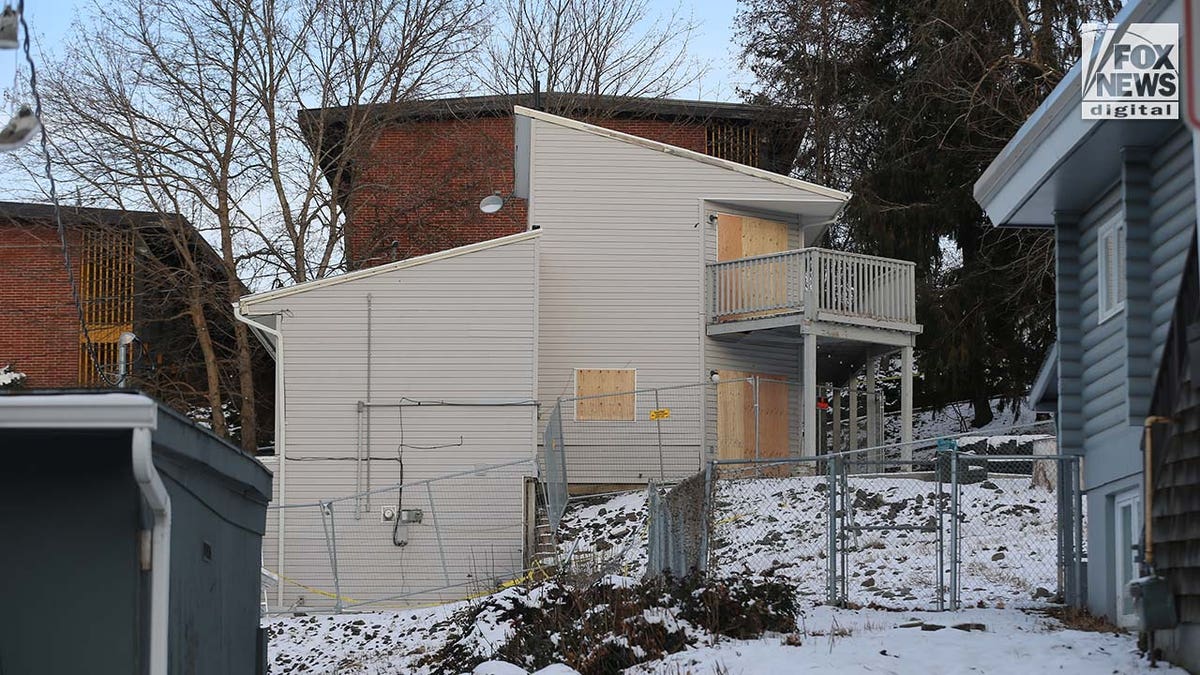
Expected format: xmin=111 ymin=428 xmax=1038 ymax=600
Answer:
xmin=1149 ymin=237 xmax=1200 ymax=623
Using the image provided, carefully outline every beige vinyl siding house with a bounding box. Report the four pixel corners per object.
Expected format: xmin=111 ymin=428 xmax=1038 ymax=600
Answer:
xmin=520 ymin=107 xmax=911 ymax=483
xmin=243 ymin=107 xmax=920 ymax=609
xmin=238 ymin=232 xmax=540 ymax=609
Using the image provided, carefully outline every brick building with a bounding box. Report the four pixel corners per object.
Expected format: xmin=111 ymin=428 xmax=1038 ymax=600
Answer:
xmin=0 ymin=202 xmax=271 ymax=432
xmin=304 ymin=94 xmax=801 ymax=268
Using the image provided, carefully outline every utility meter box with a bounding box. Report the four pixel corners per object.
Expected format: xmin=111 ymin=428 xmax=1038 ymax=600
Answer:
xmin=1129 ymin=575 xmax=1178 ymax=631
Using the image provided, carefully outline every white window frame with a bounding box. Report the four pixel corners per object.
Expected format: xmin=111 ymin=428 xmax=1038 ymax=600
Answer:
xmin=1114 ymin=489 xmax=1142 ymax=627
xmin=1097 ymin=215 xmax=1127 ymax=323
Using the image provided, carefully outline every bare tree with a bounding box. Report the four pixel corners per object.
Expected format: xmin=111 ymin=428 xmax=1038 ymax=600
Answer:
xmin=479 ymin=0 xmax=705 ymax=102
xmin=22 ymin=0 xmax=485 ymax=449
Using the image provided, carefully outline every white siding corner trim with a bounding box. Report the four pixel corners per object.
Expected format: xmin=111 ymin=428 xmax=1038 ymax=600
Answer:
xmin=1098 ymin=214 xmax=1127 ymax=324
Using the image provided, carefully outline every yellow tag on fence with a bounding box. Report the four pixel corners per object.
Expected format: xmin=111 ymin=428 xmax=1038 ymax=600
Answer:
xmin=649 ymin=408 xmax=670 ymax=421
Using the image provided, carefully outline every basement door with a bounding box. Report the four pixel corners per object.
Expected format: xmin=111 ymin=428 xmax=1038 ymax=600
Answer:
xmin=716 ymin=214 xmax=792 ymax=320
xmin=716 ymin=371 xmax=790 ymax=467
xmin=1114 ymin=490 xmax=1141 ymax=628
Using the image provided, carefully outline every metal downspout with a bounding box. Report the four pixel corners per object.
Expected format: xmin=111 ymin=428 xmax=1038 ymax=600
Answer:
xmin=234 ymin=303 xmax=285 ymax=608
xmin=131 ymin=426 xmax=170 ymax=675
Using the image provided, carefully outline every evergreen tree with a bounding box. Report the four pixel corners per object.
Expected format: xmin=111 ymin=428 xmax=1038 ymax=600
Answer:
xmin=737 ymin=0 xmax=1119 ymax=425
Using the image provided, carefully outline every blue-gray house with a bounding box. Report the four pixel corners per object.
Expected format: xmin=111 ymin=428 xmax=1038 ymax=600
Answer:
xmin=0 ymin=392 xmax=273 ymax=674
xmin=975 ymin=0 xmax=1200 ymax=667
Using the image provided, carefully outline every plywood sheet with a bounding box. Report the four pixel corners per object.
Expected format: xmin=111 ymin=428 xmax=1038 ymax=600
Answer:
xmin=715 ymin=213 xmax=792 ymax=322
xmin=717 ymin=372 xmax=791 ymax=468
xmin=575 ymin=368 xmax=636 ymax=421
xmin=717 ymin=371 xmax=751 ymax=460
xmin=758 ymin=378 xmax=791 ymax=459
xmin=758 ymin=377 xmax=792 ymax=477
xmin=717 ymin=214 xmax=744 ymax=262
xmin=741 ymin=217 xmax=789 ymax=257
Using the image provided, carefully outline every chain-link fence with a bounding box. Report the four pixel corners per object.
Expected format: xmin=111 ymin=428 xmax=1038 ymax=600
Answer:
xmin=703 ymin=458 xmax=835 ymax=605
xmin=539 ymin=377 xmax=908 ymax=497
xmin=262 ymin=458 xmax=541 ymax=614
xmin=697 ymin=444 xmax=1084 ymax=611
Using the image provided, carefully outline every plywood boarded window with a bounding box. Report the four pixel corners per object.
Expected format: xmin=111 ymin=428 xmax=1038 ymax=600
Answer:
xmin=575 ymin=369 xmax=636 ymax=421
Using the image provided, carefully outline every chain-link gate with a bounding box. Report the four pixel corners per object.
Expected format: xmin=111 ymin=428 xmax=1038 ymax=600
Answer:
xmin=701 ymin=444 xmax=1084 ymax=611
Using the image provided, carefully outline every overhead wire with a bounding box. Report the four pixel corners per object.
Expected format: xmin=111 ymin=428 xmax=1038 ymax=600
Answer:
xmin=18 ymin=0 xmax=114 ymax=385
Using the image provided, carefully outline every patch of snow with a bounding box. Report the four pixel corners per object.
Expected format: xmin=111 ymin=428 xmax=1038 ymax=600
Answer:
xmin=0 ymin=364 xmax=26 ymax=388
xmin=557 ymin=471 xmax=1065 ymax=610
xmin=529 ymin=665 xmax=580 ymax=675
xmin=472 ymin=661 xmax=529 ymax=675
xmin=631 ymin=607 xmax=1183 ymax=675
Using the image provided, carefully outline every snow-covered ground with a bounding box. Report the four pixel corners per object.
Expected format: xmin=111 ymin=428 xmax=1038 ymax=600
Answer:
xmin=264 ymin=433 xmax=1136 ymax=674
xmin=629 ymin=606 xmax=1178 ymax=675
xmin=266 ymin=598 xmax=1180 ymax=674
xmin=556 ymin=472 xmax=1063 ymax=610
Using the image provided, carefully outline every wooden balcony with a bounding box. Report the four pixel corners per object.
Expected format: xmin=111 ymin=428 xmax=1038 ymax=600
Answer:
xmin=706 ymin=248 xmax=919 ymax=338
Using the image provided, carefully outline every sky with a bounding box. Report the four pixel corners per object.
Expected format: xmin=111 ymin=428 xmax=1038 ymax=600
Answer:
xmin=19 ymin=0 xmax=750 ymax=101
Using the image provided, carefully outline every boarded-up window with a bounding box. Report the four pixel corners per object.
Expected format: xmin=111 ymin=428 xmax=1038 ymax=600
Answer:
xmin=1098 ymin=215 xmax=1126 ymax=323
xmin=575 ymin=368 xmax=636 ymax=421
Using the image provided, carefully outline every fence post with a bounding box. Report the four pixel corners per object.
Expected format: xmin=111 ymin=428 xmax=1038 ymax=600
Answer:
xmin=1073 ymin=457 xmax=1085 ymax=608
xmin=752 ymin=376 xmax=761 ymax=463
xmin=826 ymin=454 xmax=838 ymax=606
xmin=949 ymin=448 xmax=960 ymax=610
xmin=320 ymin=502 xmax=343 ymax=612
xmin=700 ymin=460 xmax=714 ymax=573
xmin=655 ymin=389 xmax=665 ymax=482
xmin=936 ymin=453 xmax=945 ymax=612
xmin=1056 ymin=453 xmax=1070 ymax=605
xmin=426 ymin=482 xmax=452 ymax=587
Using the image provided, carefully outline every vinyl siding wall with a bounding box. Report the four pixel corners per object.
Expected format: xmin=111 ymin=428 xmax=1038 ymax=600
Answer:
xmin=1149 ymin=128 xmax=1196 ymax=374
xmin=1065 ymin=126 xmax=1195 ymax=621
xmin=1079 ymin=184 xmax=1128 ymax=445
xmin=248 ymin=235 xmax=539 ymax=608
xmin=529 ymin=118 xmax=821 ymax=483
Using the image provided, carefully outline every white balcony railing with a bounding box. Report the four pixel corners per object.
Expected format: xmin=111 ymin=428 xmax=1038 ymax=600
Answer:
xmin=707 ymin=248 xmax=917 ymax=328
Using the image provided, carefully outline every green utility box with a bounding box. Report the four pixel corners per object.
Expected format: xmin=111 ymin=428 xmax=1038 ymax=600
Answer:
xmin=1130 ymin=575 xmax=1178 ymax=631
xmin=934 ymin=449 xmax=988 ymax=484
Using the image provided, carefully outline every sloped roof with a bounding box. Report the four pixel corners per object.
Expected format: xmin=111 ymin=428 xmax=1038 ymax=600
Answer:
xmin=514 ymin=106 xmax=851 ymax=203
xmin=239 ymin=229 xmax=542 ymax=310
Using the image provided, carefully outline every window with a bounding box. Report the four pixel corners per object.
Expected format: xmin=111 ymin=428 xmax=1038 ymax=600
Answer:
xmin=1098 ymin=216 xmax=1126 ymax=322
xmin=574 ymin=368 xmax=636 ymax=421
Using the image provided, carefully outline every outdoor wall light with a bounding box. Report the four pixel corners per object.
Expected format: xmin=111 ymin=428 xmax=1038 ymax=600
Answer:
xmin=479 ymin=193 xmax=505 ymax=214
xmin=0 ymin=106 xmax=38 ymax=153
xmin=0 ymin=5 xmax=18 ymax=49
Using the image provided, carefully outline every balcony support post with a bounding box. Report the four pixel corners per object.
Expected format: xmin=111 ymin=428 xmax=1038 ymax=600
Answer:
xmin=848 ymin=377 xmax=859 ymax=451
xmin=865 ymin=356 xmax=879 ymax=454
xmin=802 ymin=332 xmax=818 ymax=457
xmin=901 ymin=344 xmax=914 ymax=468
xmin=831 ymin=386 xmax=843 ymax=454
